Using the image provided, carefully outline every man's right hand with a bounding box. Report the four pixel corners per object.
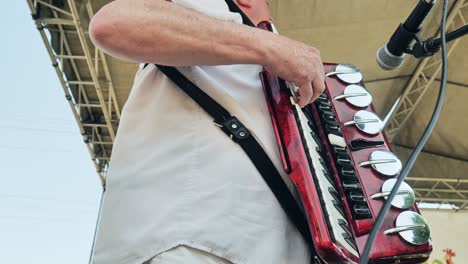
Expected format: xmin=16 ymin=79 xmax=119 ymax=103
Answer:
xmin=262 ymin=34 xmax=325 ymax=108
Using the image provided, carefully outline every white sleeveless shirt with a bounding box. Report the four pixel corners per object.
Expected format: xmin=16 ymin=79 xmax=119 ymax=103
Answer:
xmin=92 ymin=1 xmax=310 ymax=263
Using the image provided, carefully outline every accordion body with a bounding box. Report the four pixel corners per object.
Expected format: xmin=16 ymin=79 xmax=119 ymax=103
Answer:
xmin=258 ymin=22 xmax=433 ymax=264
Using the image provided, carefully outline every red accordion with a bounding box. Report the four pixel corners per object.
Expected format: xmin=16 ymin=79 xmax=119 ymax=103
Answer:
xmin=259 ymin=22 xmax=433 ymax=264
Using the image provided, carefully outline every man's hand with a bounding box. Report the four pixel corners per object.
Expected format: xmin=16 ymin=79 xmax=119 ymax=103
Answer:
xmin=263 ymin=35 xmax=325 ymax=108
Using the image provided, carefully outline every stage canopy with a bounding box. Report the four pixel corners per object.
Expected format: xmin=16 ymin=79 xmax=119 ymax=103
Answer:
xmin=25 ymin=0 xmax=468 ymax=210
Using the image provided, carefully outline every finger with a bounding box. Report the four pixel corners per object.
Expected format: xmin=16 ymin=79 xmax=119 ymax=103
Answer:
xmin=309 ymin=77 xmax=326 ymax=104
xmin=315 ymin=57 xmax=325 ymax=82
xmin=320 ymin=64 xmax=325 ymax=80
xmin=316 ymin=59 xmax=325 ymax=81
xmin=297 ymin=82 xmax=313 ymax=108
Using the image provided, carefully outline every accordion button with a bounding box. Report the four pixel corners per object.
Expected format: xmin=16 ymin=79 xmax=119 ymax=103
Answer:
xmin=335 ymin=64 xmax=363 ymax=84
xmin=334 ymin=84 xmax=373 ymax=108
xmin=359 ymin=150 xmax=403 ymax=177
xmin=343 ymin=110 xmax=383 ymax=135
xmin=384 ymin=211 xmax=430 ymax=245
xmin=370 ymin=179 xmax=416 ymax=209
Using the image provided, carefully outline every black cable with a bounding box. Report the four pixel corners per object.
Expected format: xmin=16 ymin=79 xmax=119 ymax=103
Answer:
xmin=88 ymin=190 xmax=105 ymax=264
xmin=359 ymin=0 xmax=448 ymax=262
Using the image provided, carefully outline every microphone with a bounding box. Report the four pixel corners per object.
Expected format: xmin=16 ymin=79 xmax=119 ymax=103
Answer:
xmin=376 ymin=0 xmax=436 ymax=70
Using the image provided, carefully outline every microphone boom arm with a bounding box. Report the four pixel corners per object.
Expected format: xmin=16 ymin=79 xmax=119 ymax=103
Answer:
xmin=411 ymin=24 xmax=468 ymax=58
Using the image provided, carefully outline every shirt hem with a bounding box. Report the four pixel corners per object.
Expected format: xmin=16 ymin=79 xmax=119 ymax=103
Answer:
xmin=137 ymin=240 xmax=245 ymax=264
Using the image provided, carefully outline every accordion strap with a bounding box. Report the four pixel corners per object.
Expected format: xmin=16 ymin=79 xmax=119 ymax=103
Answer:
xmin=157 ymin=65 xmax=313 ymax=247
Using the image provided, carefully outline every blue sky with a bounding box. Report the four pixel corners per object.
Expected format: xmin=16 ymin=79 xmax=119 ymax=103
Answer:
xmin=0 ymin=2 xmax=102 ymax=263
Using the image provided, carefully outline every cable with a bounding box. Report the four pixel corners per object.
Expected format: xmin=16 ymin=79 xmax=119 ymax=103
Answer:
xmin=359 ymin=0 xmax=449 ymax=262
xmin=88 ymin=189 xmax=105 ymax=264
xmin=0 ymin=145 xmax=76 ymax=153
xmin=0 ymin=194 xmax=96 ymax=206
xmin=0 ymin=125 xmax=75 ymax=134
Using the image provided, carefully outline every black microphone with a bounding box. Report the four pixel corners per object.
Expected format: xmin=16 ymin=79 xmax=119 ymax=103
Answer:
xmin=377 ymin=0 xmax=436 ymax=70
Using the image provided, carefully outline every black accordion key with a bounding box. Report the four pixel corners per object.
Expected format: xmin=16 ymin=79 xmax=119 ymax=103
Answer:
xmin=342 ymin=181 xmax=361 ymax=191
xmin=325 ymin=124 xmax=342 ymax=136
xmin=318 ymin=93 xmax=329 ymax=101
xmin=349 ymin=138 xmax=385 ymax=150
xmin=353 ymin=204 xmax=372 ymax=219
xmin=347 ymin=191 xmax=366 ymax=203
xmin=317 ymin=103 xmax=332 ymax=112
xmin=332 ymin=146 xmax=347 ymax=155
xmin=328 ymin=187 xmax=341 ymax=202
xmin=336 ymin=156 xmax=352 ymax=167
xmin=321 ymin=111 xmax=336 ymax=122
xmin=322 ymin=169 xmax=335 ymax=186
xmin=338 ymin=219 xmax=359 ymax=252
xmin=340 ymin=220 xmax=353 ymax=239
xmin=341 ymin=167 xmax=358 ymax=178
xmin=333 ymin=200 xmax=346 ymax=219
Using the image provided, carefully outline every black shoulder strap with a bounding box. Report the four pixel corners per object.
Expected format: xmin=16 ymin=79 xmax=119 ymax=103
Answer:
xmin=150 ymin=0 xmax=316 ymax=253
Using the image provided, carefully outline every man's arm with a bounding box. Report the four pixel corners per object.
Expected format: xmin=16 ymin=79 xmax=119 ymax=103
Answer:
xmin=89 ymin=0 xmax=325 ymax=106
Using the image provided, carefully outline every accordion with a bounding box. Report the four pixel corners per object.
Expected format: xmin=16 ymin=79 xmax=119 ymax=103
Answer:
xmin=259 ymin=22 xmax=433 ymax=264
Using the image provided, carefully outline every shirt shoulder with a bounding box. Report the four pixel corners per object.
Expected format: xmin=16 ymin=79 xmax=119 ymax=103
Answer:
xmin=171 ymin=0 xmax=243 ymax=24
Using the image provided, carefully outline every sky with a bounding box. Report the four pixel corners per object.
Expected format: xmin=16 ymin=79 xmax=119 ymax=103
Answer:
xmin=0 ymin=2 xmax=102 ymax=263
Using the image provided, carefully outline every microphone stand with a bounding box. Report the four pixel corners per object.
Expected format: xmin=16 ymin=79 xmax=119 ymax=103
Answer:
xmin=361 ymin=0 xmax=451 ymax=263
xmin=410 ymin=24 xmax=468 ymax=58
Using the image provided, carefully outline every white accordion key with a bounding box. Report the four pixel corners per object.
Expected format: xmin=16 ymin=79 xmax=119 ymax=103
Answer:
xmin=294 ymin=105 xmax=359 ymax=257
xmin=328 ymin=134 xmax=347 ymax=148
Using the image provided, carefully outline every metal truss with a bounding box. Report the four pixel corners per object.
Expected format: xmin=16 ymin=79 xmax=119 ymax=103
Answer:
xmin=408 ymin=177 xmax=468 ymax=210
xmin=386 ymin=0 xmax=468 ymax=141
xmin=26 ymin=0 xmax=121 ymax=187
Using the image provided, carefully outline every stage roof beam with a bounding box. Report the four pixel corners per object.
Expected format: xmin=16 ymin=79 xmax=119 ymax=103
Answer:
xmin=26 ymin=0 xmax=122 ymax=187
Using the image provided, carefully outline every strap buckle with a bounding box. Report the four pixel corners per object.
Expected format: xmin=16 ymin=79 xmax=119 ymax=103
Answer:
xmin=215 ymin=116 xmax=251 ymax=142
